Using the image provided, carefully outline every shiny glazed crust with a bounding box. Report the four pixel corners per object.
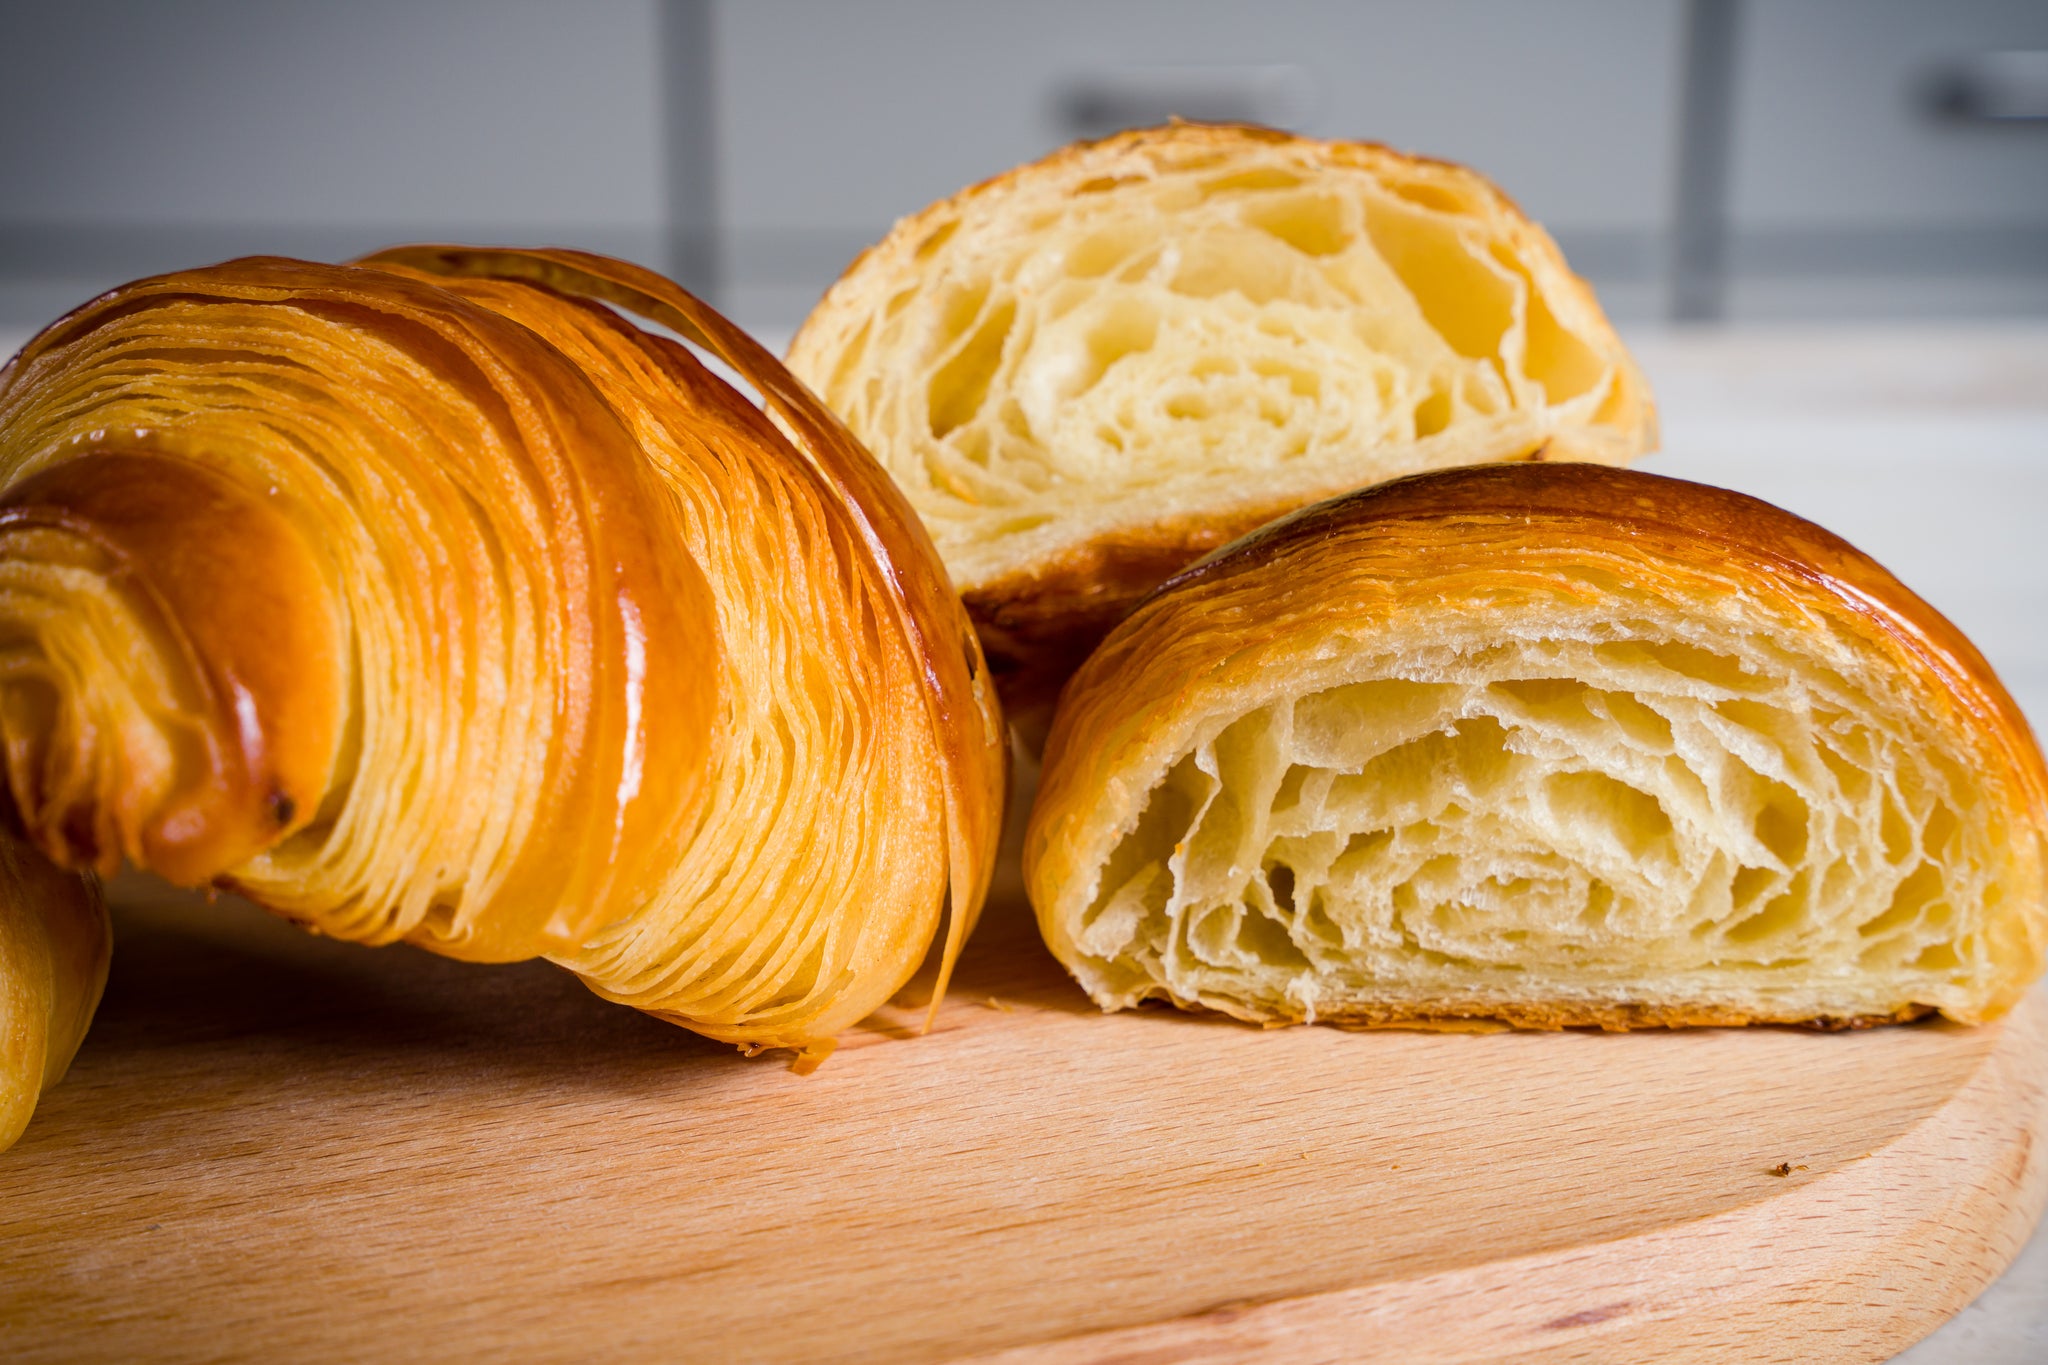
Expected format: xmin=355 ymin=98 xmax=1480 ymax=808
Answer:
xmin=789 ymin=122 xmax=1657 ymax=721
xmin=0 ymin=249 xmax=1005 ymax=1062
xmin=1026 ymin=465 xmax=2048 ymax=1030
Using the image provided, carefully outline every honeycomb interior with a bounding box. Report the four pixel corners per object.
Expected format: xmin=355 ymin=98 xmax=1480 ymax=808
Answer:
xmin=797 ymin=147 xmax=1641 ymax=587
xmin=1067 ymin=625 xmax=1997 ymax=1023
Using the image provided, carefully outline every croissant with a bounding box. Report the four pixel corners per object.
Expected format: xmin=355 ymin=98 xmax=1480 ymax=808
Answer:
xmin=0 ymin=247 xmax=1004 ymax=1065
xmin=1026 ymin=465 xmax=2048 ymax=1030
xmin=788 ymin=123 xmax=1657 ymax=722
xmin=0 ymin=832 xmax=106 ymax=1151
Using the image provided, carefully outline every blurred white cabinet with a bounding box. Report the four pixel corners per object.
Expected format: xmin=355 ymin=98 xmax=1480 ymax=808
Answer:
xmin=711 ymin=0 xmax=1687 ymax=322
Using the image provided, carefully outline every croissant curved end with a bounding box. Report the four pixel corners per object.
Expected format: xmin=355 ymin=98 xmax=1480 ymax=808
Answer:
xmin=0 ymin=257 xmax=720 ymax=963
xmin=0 ymin=447 xmax=344 ymax=885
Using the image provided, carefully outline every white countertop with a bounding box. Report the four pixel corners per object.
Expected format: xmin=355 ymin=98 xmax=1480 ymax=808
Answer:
xmin=6 ymin=318 xmax=2045 ymax=1361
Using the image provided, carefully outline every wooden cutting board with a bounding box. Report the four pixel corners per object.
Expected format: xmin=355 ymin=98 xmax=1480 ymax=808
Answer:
xmin=2 ymin=867 xmax=2043 ymax=1364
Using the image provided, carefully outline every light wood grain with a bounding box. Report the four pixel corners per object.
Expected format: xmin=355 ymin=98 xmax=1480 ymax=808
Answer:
xmin=0 ymin=867 xmax=2041 ymax=1364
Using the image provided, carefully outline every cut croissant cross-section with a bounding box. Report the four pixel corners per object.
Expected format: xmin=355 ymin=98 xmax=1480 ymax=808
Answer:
xmin=790 ymin=122 xmax=1657 ymax=722
xmin=1026 ymin=465 xmax=2048 ymax=1030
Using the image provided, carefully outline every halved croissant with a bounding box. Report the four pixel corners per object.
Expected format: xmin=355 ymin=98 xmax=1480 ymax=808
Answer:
xmin=0 ymin=832 xmax=106 ymax=1152
xmin=789 ymin=123 xmax=1657 ymax=721
xmin=0 ymin=248 xmax=1004 ymax=1063
xmin=1026 ymin=465 xmax=2048 ymax=1029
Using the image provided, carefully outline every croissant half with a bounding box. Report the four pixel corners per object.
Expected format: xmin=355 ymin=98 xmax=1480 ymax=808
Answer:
xmin=0 ymin=248 xmax=1004 ymax=1064
xmin=1026 ymin=465 xmax=2048 ymax=1029
xmin=789 ymin=123 xmax=1657 ymax=721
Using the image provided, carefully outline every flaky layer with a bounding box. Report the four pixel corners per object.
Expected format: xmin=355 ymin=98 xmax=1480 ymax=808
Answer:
xmin=1027 ymin=466 xmax=2048 ymax=1029
xmin=790 ymin=124 xmax=1656 ymax=712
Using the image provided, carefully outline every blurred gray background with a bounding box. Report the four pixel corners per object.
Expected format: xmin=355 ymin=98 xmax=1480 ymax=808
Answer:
xmin=3 ymin=0 xmax=2046 ymax=331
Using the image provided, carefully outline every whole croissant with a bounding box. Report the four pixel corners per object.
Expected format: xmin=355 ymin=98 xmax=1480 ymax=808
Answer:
xmin=0 ymin=247 xmax=1004 ymax=1066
